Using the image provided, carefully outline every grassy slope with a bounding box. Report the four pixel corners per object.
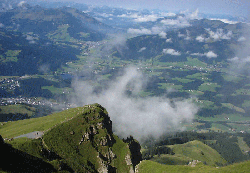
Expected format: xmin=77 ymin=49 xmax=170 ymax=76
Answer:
xmin=137 ymin=160 xmax=250 ymax=173
xmin=1 ymin=104 xmax=132 ymax=172
xmin=0 ymin=104 xmax=36 ymax=117
xmin=42 ymin=104 xmax=132 ymax=172
xmin=166 ymin=140 xmax=227 ymax=166
xmin=0 ymin=107 xmax=80 ymax=138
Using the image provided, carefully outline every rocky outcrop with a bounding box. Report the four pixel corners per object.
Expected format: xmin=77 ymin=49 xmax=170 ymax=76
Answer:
xmin=41 ymin=103 xmax=140 ymax=173
xmin=124 ymin=136 xmax=142 ymax=170
xmin=3 ymin=103 xmax=140 ymax=172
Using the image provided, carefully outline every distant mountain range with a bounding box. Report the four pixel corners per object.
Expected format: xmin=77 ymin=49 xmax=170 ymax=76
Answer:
xmin=0 ymin=3 xmax=114 ymax=75
xmin=0 ymin=1 xmax=247 ymax=75
xmin=113 ymin=18 xmax=247 ymax=65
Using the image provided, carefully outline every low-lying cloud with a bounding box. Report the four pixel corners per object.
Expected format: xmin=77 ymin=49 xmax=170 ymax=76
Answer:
xmin=195 ymin=29 xmax=233 ymax=43
xmin=26 ymin=35 xmax=36 ymax=44
xmin=71 ymin=66 xmax=198 ymax=140
xmin=118 ymin=13 xmax=161 ymax=22
xmin=227 ymin=24 xmax=250 ymax=73
xmin=127 ymin=28 xmax=152 ymax=35
xmin=161 ymin=16 xmax=191 ymax=28
xmin=205 ymin=51 xmax=218 ymax=58
xmin=196 ymin=35 xmax=205 ymax=42
xmin=191 ymin=51 xmax=218 ymax=58
xmin=206 ymin=28 xmax=233 ymax=41
xmin=163 ymin=48 xmax=181 ymax=56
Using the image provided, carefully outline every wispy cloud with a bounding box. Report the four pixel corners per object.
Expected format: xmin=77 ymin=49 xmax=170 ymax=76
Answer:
xmin=71 ymin=66 xmax=198 ymax=140
xmin=158 ymin=31 xmax=167 ymax=38
xmin=227 ymin=25 xmax=250 ymax=75
xmin=127 ymin=28 xmax=152 ymax=35
xmin=118 ymin=13 xmax=161 ymax=22
xmin=206 ymin=28 xmax=233 ymax=41
xmin=161 ymin=9 xmax=200 ymax=28
xmin=166 ymin=38 xmax=172 ymax=43
xmin=18 ymin=1 xmax=26 ymax=7
xmin=134 ymin=14 xmax=160 ymax=22
xmin=238 ymin=36 xmax=246 ymax=42
xmin=228 ymin=56 xmax=250 ymax=63
xmin=138 ymin=47 xmax=146 ymax=52
xmin=161 ymin=16 xmax=191 ymax=27
xmin=163 ymin=48 xmax=181 ymax=56
xmin=187 ymin=9 xmax=200 ymax=20
xmin=205 ymin=51 xmax=218 ymax=58
xmin=196 ymin=35 xmax=205 ymax=42
xmin=160 ymin=12 xmax=176 ymax=17
xmin=26 ymin=35 xmax=36 ymax=44
xmin=210 ymin=18 xmax=238 ymax=24
xmin=191 ymin=51 xmax=218 ymax=58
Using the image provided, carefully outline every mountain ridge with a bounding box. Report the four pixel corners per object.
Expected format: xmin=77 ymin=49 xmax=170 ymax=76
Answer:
xmin=0 ymin=103 xmax=142 ymax=172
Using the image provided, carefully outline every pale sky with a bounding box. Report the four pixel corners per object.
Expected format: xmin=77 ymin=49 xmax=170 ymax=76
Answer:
xmin=46 ymin=0 xmax=250 ymax=17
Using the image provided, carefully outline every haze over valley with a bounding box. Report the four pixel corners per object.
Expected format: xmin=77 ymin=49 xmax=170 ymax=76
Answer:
xmin=0 ymin=0 xmax=250 ymax=172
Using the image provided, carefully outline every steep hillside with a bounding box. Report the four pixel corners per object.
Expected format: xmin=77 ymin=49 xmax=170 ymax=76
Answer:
xmin=0 ymin=103 xmax=141 ymax=172
xmin=143 ymin=140 xmax=226 ymax=167
xmin=136 ymin=160 xmax=250 ymax=173
xmin=0 ymin=28 xmax=79 ymax=75
xmin=0 ymin=5 xmax=106 ymax=41
xmin=0 ymin=4 xmax=111 ymax=76
xmin=167 ymin=140 xmax=227 ymax=166
xmin=113 ymin=19 xmax=246 ymax=64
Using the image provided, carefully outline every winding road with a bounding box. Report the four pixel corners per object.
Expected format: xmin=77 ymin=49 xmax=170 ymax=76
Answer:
xmin=14 ymin=131 xmax=44 ymax=139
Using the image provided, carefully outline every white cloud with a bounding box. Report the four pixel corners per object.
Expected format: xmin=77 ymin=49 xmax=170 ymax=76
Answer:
xmin=117 ymin=14 xmax=129 ymax=18
xmin=191 ymin=53 xmax=204 ymax=56
xmin=163 ymin=48 xmax=181 ymax=56
xmin=210 ymin=18 xmax=238 ymax=24
xmin=161 ymin=12 xmax=176 ymax=17
xmin=71 ymin=66 xmax=198 ymax=140
xmin=166 ymin=38 xmax=172 ymax=43
xmin=151 ymin=26 xmax=163 ymax=34
xmin=228 ymin=56 xmax=250 ymax=63
xmin=127 ymin=28 xmax=152 ymax=35
xmin=161 ymin=16 xmax=190 ymax=27
xmin=138 ymin=47 xmax=146 ymax=52
xmin=26 ymin=35 xmax=36 ymax=44
xmin=228 ymin=57 xmax=239 ymax=62
xmin=96 ymin=12 xmax=113 ymax=18
xmin=191 ymin=51 xmax=218 ymax=58
xmin=134 ymin=14 xmax=160 ymax=22
xmin=94 ymin=17 xmax=103 ymax=22
xmin=188 ymin=9 xmax=200 ymax=20
xmin=206 ymin=28 xmax=233 ymax=41
xmin=160 ymin=12 xmax=176 ymax=17
xmin=0 ymin=23 xmax=4 ymax=28
xmin=184 ymin=30 xmax=191 ymax=40
xmin=178 ymin=32 xmax=185 ymax=38
xmin=177 ymin=30 xmax=191 ymax=40
xmin=238 ymin=36 xmax=246 ymax=42
xmin=196 ymin=35 xmax=205 ymax=42
xmin=18 ymin=1 xmax=26 ymax=7
xmin=118 ymin=13 xmax=160 ymax=22
xmin=205 ymin=51 xmax=218 ymax=58
xmin=159 ymin=31 xmax=167 ymax=38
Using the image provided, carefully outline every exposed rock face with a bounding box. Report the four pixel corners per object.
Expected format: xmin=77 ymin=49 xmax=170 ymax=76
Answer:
xmin=125 ymin=154 xmax=133 ymax=165
xmin=42 ymin=103 xmax=141 ymax=173
xmin=124 ymin=136 xmax=142 ymax=169
xmin=78 ymin=104 xmax=115 ymax=149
